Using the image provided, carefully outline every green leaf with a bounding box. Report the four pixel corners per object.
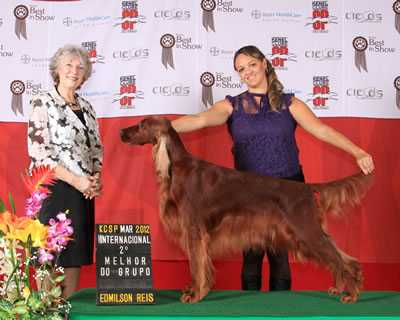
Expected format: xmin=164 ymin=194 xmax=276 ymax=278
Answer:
xmin=8 ymin=192 xmax=16 ymax=214
xmin=50 ymin=286 xmax=62 ymax=298
xmin=0 ymin=198 xmax=6 ymax=213
xmin=13 ymin=305 xmax=28 ymax=315
xmin=54 ymin=275 xmax=65 ymax=283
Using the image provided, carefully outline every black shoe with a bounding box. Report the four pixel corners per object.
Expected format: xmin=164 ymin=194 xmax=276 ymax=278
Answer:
xmin=241 ymin=275 xmax=262 ymax=290
xmin=269 ymin=278 xmax=291 ymax=291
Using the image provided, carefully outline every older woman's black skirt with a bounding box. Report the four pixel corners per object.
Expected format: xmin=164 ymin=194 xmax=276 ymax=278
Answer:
xmin=39 ymin=180 xmax=94 ymax=267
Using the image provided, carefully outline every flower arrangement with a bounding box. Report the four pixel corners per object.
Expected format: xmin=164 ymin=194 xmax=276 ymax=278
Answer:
xmin=0 ymin=166 xmax=73 ymax=320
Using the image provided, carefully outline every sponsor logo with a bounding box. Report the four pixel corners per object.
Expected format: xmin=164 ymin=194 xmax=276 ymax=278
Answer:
xmin=215 ymin=72 xmax=243 ymax=89
xmin=216 ymin=0 xmax=244 ymax=13
xmin=268 ymin=37 xmax=297 ymax=70
xmin=346 ymin=87 xmax=383 ymax=100
xmin=175 ymin=34 xmax=202 ymax=50
xmin=20 ymin=54 xmax=50 ymax=67
xmin=307 ymin=76 xmax=338 ymax=109
xmin=250 ymin=9 xmax=302 ymax=22
xmin=113 ymin=75 xmax=144 ymax=109
xmin=394 ymin=75 xmax=400 ymax=109
xmin=24 ymin=80 xmax=44 ymax=96
xmin=345 ymin=10 xmax=383 ymax=23
xmin=112 ymin=48 xmax=149 ymax=61
xmin=200 ymin=72 xmax=215 ymax=107
xmin=209 ymin=46 xmax=234 ymax=59
xmin=62 ymin=15 xmax=112 ymax=28
xmin=0 ymin=44 xmax=14 ymax=58
xmin=154 ymin=8 xmax=190 ymax=20
xmin=304 ymin=48 xmax=342 ymax=61
xmin=152 ymin=83 xmax=190 ymax=96
xmin=305 ymin=1 xmax=338 ymax=33
xmin=28 ymin=5 xmax=55 ymax=21
xmin=367 ymin=36 xmax=396 ymax=53
xmin=81 ymin=41 xmax=105 ymax=64
xmin=117 ymin=0 xmax=146 ymax=33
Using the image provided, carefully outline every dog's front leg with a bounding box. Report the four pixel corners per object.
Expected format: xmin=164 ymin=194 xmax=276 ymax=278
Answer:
xmin=180 ymin=229 xmax=214 ymax=303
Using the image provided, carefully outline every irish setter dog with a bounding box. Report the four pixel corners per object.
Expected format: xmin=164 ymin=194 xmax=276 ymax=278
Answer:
xmin=120 ymin=116 xmax=373 ymax=304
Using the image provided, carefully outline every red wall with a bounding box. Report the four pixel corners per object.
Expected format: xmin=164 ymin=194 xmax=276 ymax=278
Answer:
xmin=1 ymin=116 xmax=399 ymax=289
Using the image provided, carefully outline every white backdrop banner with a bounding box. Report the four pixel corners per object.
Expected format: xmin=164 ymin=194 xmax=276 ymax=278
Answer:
xmin=1 ymin=0 xmax=399 ymax=122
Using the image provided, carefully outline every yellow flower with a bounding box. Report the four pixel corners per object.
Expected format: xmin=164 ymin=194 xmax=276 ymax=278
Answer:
xmin=14 ymin=218 xmax=48 ymax=248
xmin=0 ymin=212 xmax=48 ymax=248
xmin=22 ymin=286 xmax=31 ymax=299
xmin=0 ymin=211 xmax=13 ymax=234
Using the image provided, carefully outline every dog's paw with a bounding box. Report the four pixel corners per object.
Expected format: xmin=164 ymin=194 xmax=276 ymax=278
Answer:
xmin=340 ymin=294 xmax=358 ymax=304
xmin=180 ymin=292 xmax=200 ymax=303
xmin=328 ymin=287 xmax=341 ymax=296
xmin=182 ymin=285 xmax=194 ymax=295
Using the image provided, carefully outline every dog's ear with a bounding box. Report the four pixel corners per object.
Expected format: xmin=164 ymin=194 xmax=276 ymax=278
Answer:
xmin=153 ymin=135 xmax=171 ymax=179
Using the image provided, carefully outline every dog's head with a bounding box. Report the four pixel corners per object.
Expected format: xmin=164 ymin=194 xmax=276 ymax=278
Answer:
xmin=120 ymin=116 xmax=172 ymax=146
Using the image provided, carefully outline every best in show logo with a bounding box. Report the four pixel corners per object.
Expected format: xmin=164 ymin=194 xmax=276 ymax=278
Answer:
xmin=113 ymin=75 xmax=144 ymax=109
xmin=394 ymin=76 xmax=400 ymax=109
xmin=10 ymin=80 xmax=25 ymax=116
xmin=394 ymin=0 xmax=400 ymax=33
xmin=14 ymin=4 xmax=28 ymax=39
xmin=116 ymin=0 xmax=146 ymax=33
xmin=200 ymin=72 xmax=215 ymax=108
xmin=201 ymin=0 xmax=244 ymax=32
xmin=353 ymin=35 xmax=396 ymax=72
xmin=305 ymin=1 xmax=337 ymax=33
xmin=307 ymin=76 xmax=338 ymax=110
xmin=0 ymin=44 xmax=14 ymax=58
xmin=268 ymin=37 xmax=297 ymax=70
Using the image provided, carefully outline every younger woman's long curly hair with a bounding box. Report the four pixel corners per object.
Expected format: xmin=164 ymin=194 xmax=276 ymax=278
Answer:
xmin=233 ymin=45 xmax=285 ymax=111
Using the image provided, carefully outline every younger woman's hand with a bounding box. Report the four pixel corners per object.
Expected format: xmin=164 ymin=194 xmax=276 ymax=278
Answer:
xmin=355 ymin=151 xmax=375 ymax=175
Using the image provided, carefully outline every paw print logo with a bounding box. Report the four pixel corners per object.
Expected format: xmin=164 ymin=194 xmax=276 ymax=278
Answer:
xmin=10 ymin=80 xmax=25 ymax=95
xmin=160 ymin=34 xmax=176 ymax=49
xmin=352 ymin=36 xmax=368 ymax=52
xmin=14 ymin=5 xmax=29 ymax=20
xmin=201 ymin=0 xmax=216 ymax=12
xmin=200 ymin=72 xmax=215 ymax=87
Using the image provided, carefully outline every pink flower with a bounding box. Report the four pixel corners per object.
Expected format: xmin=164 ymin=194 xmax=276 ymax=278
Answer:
xmin=25 ymin=190 xmax=48 ymax=218
xmin=38 ymin=248 xmax=54 ymax=264
xmin=45 ymin=213 xmax=74 ymax=253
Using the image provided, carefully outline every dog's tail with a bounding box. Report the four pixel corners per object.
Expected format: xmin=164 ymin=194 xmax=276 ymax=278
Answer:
xmin=309 ymin=172 xmax=374 ymax=216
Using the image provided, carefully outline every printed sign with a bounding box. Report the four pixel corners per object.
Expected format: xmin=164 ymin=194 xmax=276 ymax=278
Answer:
xmin=96 ymin=224 xmax=155 ymax=305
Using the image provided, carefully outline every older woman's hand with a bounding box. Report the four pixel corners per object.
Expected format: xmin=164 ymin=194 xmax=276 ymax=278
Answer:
xmin=84 ymin=173 xmax=102 ymax=199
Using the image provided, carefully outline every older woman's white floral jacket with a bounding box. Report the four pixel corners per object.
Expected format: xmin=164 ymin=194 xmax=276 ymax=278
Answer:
xmin=28 ymin=88 xmax=103 ymax=176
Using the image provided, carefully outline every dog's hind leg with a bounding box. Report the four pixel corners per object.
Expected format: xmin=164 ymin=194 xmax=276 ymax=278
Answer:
xmin=180 ymin=229 xmax=214 ymax=303
xmin=296 ymin=230 xmax=362 ymax=303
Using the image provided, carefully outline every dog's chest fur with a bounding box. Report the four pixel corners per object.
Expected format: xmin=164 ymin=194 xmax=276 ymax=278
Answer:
xmin=152 ymin=136 xmax=184 ymax=242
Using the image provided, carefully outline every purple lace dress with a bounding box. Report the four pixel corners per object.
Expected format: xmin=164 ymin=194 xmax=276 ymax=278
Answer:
xmin=226 ymin=91 xmax=301 ymax=178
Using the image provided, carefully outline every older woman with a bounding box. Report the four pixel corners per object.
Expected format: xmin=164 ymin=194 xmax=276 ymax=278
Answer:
xmin=28 ymin=44 xmax=103 ymax=298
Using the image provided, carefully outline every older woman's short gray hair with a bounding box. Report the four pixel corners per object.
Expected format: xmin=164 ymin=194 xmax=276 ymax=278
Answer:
xmin=49 ymin=44 xmax=92 ymax=87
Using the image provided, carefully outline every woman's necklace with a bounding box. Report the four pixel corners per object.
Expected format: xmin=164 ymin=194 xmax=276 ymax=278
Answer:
xmin=66 ymin=100 xmax=80 ymax=111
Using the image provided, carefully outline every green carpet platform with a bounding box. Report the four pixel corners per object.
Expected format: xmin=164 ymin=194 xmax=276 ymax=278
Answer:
xmin=69 ymin=289 xmax=400 ymax=319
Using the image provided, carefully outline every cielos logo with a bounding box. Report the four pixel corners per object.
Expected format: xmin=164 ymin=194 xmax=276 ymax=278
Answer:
xmin=10 ymin=80 xmax=25 ymax=116
xmin=14 ymin=5 xmax=28 ymax=39
xmin=353 ymin=36 xmax=368 ymax=72
xmin=200 ymin=72 xmax=215 ymax=108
